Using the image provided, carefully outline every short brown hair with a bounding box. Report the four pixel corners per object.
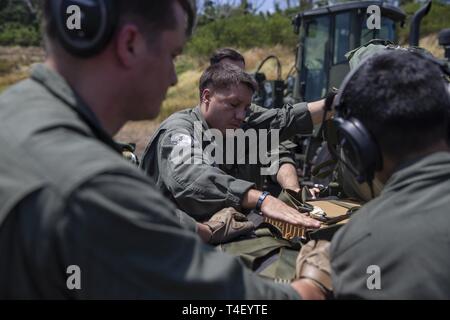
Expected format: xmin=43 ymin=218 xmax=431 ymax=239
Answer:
xmin=199 ymin=63 xmax=257 ymax=98
xmin=210 ymin=48 xmax=245 ymax=66
xmin=42 ymin=0 xmax=195 ymax=43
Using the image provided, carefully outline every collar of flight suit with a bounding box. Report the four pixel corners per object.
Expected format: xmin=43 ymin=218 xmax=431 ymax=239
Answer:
xmin=30 ymin=64 xmax=122 ymax=153
xmin=192 ymin=106 xmax=211 ymax=130
xmin=381 ymin=151 xmax=450 ymax=195
xmin=192 ymin=105 xmax=221 ymax=144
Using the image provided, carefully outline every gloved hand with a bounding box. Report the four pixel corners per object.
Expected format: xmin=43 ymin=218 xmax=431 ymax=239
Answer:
xmin=296 ymin=240 xmax=333 ymax=298
xmin=203 ymin=208 xmax=255 ymax=245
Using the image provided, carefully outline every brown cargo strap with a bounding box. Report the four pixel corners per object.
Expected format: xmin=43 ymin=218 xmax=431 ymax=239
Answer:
xmin=299 ymin=264 xmax=333 ymax=293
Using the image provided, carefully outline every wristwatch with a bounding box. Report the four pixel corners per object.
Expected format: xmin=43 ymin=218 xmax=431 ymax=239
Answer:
xmin=256 ymin=191 xmax=270 ymax=213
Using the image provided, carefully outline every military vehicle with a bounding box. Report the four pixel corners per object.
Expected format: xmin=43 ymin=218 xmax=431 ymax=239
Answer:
xmin=253 ymin=0 xmax=411 ymax=108
xmin=290 ymin=0 xmax=407 ymax=103
xmin=253 ymin=0 xmax=450 ymax=244
xmin=255 ymin=0 xmax=448 ymax=201
xmin=439 ymin=28 xmax=450 ymax=61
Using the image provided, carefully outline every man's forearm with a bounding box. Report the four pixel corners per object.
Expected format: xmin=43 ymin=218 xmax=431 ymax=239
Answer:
xmin=241 ymin=188 xmax=321 ymax=228
xmin=276 ymin=163 xmax=300 ymax=192
xmin=307 ymin=99 xmax=332 ymax=125
xmin=241 ymin=188 xmax=262 ymax=209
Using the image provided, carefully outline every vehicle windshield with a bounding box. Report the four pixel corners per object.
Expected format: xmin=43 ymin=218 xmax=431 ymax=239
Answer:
xmin=360 ymin=16 xmax=397 ymax=44
xmin=301 ymin=14 xmax=398 ymax=102
xmin=303 ymin=16 xmax=330 ymax=101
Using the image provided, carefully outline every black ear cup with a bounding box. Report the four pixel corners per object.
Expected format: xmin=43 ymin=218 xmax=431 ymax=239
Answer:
xmin=50 ymin=0 xmax=118 ymax=58
xmin=332 ymin=117 xmax=382 ymax=184
xmin=331 ymin=48 xmax=450 ymax=184
xmin=330 ymin=53 xmax=384 ymax=185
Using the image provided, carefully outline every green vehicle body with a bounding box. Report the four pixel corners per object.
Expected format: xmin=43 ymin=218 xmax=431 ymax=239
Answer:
xmin=291 ymin=0 xmax=405 ymax=103
xmin=257 ymin=1 xmax=450 ymax=201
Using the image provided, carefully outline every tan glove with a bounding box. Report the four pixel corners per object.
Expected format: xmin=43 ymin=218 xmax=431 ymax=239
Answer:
xmin=296 ymin=240 xmax=333 ymax=297
xmin=203 ymin=208 xmax=255 ymax=245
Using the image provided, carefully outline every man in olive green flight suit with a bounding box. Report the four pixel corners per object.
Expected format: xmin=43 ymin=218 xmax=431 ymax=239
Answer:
xmin=209 ymin=48 xmax=316 ymax=198
xmin=294 ymin=48 xmax=450 ymax=299
xmin=0 ymin=0 xmax=321 ymax=299
xmin=140 ymin=64 xmax=328 ymax=227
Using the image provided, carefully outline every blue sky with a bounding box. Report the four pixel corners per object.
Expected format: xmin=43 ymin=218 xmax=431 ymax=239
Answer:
xmin=209 ymin=0 xmax=290 ymax=13
xmin=257 ymin=0 xmax=284 ymax=12
xmin=254 ymin=0 xmax=290 ymax=12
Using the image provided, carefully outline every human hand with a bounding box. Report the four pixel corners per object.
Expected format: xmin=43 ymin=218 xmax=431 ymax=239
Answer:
xmin=261 ymin=195 xmax=321 ymax=229
xmin=296 ymin=240 xmax=332 ymax=298
xmin=203 ymin=207 xmax=255 ymax=245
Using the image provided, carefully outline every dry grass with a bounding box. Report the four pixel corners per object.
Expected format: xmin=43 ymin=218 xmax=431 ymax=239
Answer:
xmin=243 ymin=45 xmax=296 ymax=79
xmin=157 ymin=69 xmax=204 ymax=120
xmin=0 ymin=46 xmax=44 ymax=92
xmin=0 ymin=46 xmax=44 ymax=65
xmin=0 ymin=70 xmax=28 ymax=92
xmin=419 ymin=34 xmax=444 ymax=59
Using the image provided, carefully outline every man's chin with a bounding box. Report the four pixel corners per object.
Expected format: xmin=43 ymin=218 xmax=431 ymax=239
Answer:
xmin=224 ymin=129 xmax=237 ymax=138
xmin=227 ymin=123 xmax=242 ymax=130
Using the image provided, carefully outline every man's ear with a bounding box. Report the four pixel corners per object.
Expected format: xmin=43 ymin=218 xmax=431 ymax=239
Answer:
xmin=115 ymin=24 xmax=141 ymax=68
xmin=201 ymin=89 xmax=212 ymax=106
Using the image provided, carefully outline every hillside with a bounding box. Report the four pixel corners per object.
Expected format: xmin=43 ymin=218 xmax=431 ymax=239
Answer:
xmin=0 ymin=45 xmax=43 ymax=91
xmin=0 ymin=36 xmax=446 ymax=157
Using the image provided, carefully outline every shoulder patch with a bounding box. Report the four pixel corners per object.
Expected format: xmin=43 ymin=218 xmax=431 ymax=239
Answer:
xmin=170 ymin=133 xmax=192 ymax=147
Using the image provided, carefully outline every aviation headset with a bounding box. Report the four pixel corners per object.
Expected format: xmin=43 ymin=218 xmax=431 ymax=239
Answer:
xmin=330 ymin=47 xmax=450 ymax=185
xmin=50 ymin=0 xmax=119 ymax=57
xmin=50 ymin=0 xmax=196 ymax=58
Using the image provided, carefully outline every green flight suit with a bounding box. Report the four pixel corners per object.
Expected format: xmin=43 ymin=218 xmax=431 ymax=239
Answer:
xmin=0 ymin=64 xmax=299 ymax=299
xmin=228 ymin=104 xmax=300 ymax=191
xmin=140 ymin=104 xmax=313 ymax=221
xmin=331 ymin=152 xmax=450 ymax=299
